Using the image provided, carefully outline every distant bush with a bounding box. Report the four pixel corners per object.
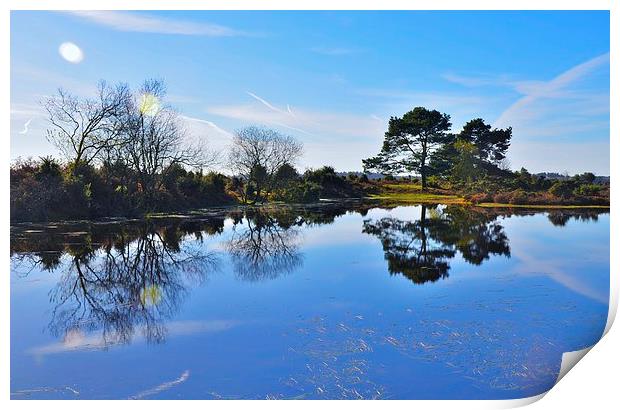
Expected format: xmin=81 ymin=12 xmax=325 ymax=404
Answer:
xmin=548 ymin=181 xmax=574 ymax=198
xmin=508 ymin=189 xmax=528 ymax=205
xmin=573 ymin=184 xmax=602 ymax=197
xmin=10 ymin=157 xmax=236 ymax=222
xmin=274 ymin=181 xmax=321 ymax=203
xmin=466 ymin=192 xmax=494 ymax=204
xmin=425 ymin=175 xmax=441 ymax=188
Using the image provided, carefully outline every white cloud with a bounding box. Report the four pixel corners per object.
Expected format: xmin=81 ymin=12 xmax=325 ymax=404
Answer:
xmin=178 ymin=114 xmax=234 ymax=159
xmin=442 ymin=54 xmax=609 ymax=174
xmin=63 ymin=11 xmax=249 ymax=37
xmin=18 ymin=118 xmax=32 ymax=135
xmin=206 ymin=92 xmax=385 ymax=142
xmin=27 ymin=320 xmax=239 ymax=357
xmin=441 ymin=72 xmax=515 ymax=88
xmin=494 ymin=53 xmax=610 ymax=130
xmin=130 ymin=370 xmax=190 ymax=400
xmin=246 ymin=91 xmax=287 ymax=114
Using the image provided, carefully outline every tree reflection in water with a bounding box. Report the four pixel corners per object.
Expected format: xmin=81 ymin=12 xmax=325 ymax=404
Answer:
xmin=227 ymin=208 xmax=303 ymax=281
xmin=10 ymin=203 xmax=608 ymax=346
xmin=363 ymin=205 xmax=511 ymax=284
xmin=11 ymin=219 xmax=223 ymax=346
xmin=224 ymin=203 xmax=377 ymax=281
xmin=546 ymin=209 xmax=601 ymax=227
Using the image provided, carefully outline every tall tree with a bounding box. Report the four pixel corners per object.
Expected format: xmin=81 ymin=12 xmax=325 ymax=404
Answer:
xmin=118 ymin=79 xmax=214 ymax=209
xmin=363 ymin=107 xmax=452 ymax=189
xmin=458 ymin=118 xmax=512 ymax=167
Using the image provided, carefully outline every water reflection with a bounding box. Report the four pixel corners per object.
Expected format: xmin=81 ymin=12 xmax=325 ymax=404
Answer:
xmin=10 ymin=204 xmax=608 ymax=346
xmin=12 ymin=219 xmax=222 ymax=346
xmin=227 ymin=209 xmax=303 ymax=281
xmin=546 ymin=209 xmax=602 ymax=227
xmin=363 ymin=205 xmax=511 ymax=284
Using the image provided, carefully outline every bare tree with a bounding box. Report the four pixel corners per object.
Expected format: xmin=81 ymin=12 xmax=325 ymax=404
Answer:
xmin=118 ymin=79 xmax=217 ymax=209
xmin=228 ymin=126 xmax=303 ymax=203
xmin=44 ymin=81 xmax=130 ymax=169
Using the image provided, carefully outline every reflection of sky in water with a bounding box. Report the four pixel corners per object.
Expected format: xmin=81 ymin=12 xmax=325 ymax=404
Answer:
xmin=10 ymin=205 xmax=609 ymax=399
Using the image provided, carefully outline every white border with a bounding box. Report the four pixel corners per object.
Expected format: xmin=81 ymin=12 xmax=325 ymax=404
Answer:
xmin=2 ymin=1 xmax=616 ymax=409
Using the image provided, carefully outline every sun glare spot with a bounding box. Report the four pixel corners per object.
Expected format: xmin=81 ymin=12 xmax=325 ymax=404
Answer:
xmin=58 ymin=42 xmax=84 ymax=64
xmin=140 ymin=285 xmax=162 ymax=306
xmin=139 ymin=93 xmax=160 ymax=116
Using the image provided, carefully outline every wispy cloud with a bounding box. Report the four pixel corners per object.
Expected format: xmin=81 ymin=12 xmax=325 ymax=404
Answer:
xmin=178 ymin=114 xmax=234 ymax=163
xmin=442 ymin=72 xmax=516 ymax=88
xmin=355 ymin=87 xmax=497 ymax=132
xmin=63 ymin=11 xmax=250 ymax=37
xmin=19 ymin=118 xmax=32 ymax=134
xmin=510 ymin=233 xmax=608 ymax=304
xmin=129 ymin=370 xmax=190 ymax=400
xmin=207 ymin=92 xmax=384 ymax=141
xmin=28 ymin=320 xmax=239 ymax=357
xmin=442 ymin=53 xmax=609 ymax=173
xmin=179 ymin=114 xmax=234 ymax=140
xmin=494 ymin=53 xmax=610 ymax=130
xmin=310 ymin=46 xmax=361 ymax=56
xmin=246 ymin=91 xmax=287 ymax=114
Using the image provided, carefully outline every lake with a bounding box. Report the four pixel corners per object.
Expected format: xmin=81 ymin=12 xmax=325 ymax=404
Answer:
xmin=10 ymin=202 xmax=609 ymax=399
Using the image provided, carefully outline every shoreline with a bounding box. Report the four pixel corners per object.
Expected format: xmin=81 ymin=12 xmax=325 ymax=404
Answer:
xmin=10 ymin=197 xmax=609 ymax=226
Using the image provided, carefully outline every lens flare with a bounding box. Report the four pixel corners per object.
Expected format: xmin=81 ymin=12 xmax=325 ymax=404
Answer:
xmin=140 ymin=285 xmax=162 ymax=306
xmin=58 ymin=42 xmax=84 ymax=64
xmin=139 ymin=93 xmax=160 ymax=116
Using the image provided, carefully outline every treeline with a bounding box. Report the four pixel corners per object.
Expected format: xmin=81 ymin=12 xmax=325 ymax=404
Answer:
xmin=10 ymin=79 xmax=372 ymax=222
xmin=363 ymin=107 xmax=609 ymax=206
xmin=10 ymin=80 xmax=608 ymax=222
xmin=10 ymin=156 xmax=369 ymax=222
xmin=12 ymin=79 xmax=231 ymax=221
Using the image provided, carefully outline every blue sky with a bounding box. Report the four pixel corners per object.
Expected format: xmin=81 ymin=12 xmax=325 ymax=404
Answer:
xmin=10 ymin=10 xmax=610 ymax=174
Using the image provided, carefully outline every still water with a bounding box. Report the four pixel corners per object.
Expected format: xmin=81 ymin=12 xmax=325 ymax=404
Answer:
xmin=10 ymin=202 xmax=609 ymax=399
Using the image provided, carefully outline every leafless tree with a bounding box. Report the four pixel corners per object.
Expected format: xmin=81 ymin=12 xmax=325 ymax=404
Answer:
xmin=44 ymin=81 xmax=130 ymax=168
xmin=227 ymin=209 xmax=302 ymax=281
xmin=118 ymin=79 xmax=217 ymax=208
xmin=228 ymin=126 xmax=303 ymax=202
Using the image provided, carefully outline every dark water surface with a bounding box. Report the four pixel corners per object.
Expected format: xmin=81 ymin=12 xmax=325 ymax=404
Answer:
xmin=10 ymin=202 xmax=609 ymax=399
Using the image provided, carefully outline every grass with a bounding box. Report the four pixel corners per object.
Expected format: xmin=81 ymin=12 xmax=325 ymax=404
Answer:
xmin=368 ymin=182 xmax=469 ymax=205
xmin=369 ymin=182 xmax=609 ymax=209
xmin=476 ymin=202 xmax=610 ymax=209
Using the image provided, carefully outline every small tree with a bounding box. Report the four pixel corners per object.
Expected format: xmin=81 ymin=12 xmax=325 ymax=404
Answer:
xmin=228 ymin=126 xmax=303 ymax=203
xmin=363 ymin=107 xmax=452 ymax=190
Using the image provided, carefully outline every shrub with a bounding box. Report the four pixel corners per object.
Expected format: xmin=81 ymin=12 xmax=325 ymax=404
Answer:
xmin=275 ymin=181 xmax=321 ymax=203
xmin=467 ymin=192 xmax=494 ymax=204
xmin=548 ymin=181 xmax=574 ymax=198
xmin=508 ymin=189 xmax=528 ymax=204
xmin=573 ymin=184 xmax=602 ymax=197
xmin=426 ymin=175 xmax=441 ymax=188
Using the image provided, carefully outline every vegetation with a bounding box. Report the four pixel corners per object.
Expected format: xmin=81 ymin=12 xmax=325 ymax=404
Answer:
xmin=362 ymin=107 xmax=452 ymax=189
xmin=10 ymin=79 xmax=609 ymax=222
xmin=364 ymin=108 xmax=608 ymax=208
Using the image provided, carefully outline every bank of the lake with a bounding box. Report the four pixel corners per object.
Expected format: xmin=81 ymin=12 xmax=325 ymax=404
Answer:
xmin=368 ymin=181 xmax=610 ymax=209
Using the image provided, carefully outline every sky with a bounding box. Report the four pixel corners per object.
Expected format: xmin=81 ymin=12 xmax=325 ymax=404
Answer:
xmin=10 ymin=10 xmax=610 ymax=175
